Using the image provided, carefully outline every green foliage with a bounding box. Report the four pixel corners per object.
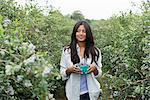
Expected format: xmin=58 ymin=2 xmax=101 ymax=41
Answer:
xmin=0 ymin=27 xmax=63 ymax=99
xmin=0 ymin=1 xmax=62 ymax=99
xmin=93 ymin=2 xmax=150 ymax=99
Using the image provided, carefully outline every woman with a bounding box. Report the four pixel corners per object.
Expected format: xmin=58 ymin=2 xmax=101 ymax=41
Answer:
xmin=60 ymin=20 xmax=102 ymax=100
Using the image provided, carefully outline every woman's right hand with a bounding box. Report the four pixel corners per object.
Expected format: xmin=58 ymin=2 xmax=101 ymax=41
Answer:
xmin=66 ymin=65 xmax=81 ymax=75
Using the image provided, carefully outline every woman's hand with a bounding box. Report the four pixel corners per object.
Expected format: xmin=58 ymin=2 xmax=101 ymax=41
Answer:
xmin=66 ymin=65 xmax=81 ymax=75
xmin=87 ymin=64 xmax=98 ymax=75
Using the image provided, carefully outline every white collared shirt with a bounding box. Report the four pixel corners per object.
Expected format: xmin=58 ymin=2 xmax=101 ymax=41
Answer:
xmin=60 ymin=45 xmax=102 ymax=100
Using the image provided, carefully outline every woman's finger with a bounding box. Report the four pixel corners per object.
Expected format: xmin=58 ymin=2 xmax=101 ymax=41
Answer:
xmin=87 ymin=65 xmax=96 ymax=74
xmin=73 ymin=66 xmax=80 ymax=73
xmin=87 ymin=67 xmax=92 ymax=74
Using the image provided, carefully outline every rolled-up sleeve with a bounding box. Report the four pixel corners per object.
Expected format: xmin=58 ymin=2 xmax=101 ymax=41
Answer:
xmin=60 ymin=48 xmax=69 ymax=80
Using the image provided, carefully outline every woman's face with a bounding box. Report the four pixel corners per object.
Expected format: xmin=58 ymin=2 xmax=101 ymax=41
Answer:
xmin=76 ymin=25 xmax=86 ymax=42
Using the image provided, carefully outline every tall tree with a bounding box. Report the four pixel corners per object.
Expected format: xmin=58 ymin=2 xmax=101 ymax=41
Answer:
xmin=71 ymin=10 xmax=84 ymax=21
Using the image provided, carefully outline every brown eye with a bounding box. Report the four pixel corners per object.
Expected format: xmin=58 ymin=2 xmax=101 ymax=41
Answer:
xmin=82 ymin=30 xmax=86 ymax=33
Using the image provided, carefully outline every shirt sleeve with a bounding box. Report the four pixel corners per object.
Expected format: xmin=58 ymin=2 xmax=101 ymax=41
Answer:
xmin=95 ymin=48 xmax=102 ymax=77
xmin=60 ymin=48 xmax=69 ymax=80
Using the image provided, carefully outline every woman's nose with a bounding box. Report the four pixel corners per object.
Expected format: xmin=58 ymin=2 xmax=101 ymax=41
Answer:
xmin=79 ymin=31 xmax=84 ymax=34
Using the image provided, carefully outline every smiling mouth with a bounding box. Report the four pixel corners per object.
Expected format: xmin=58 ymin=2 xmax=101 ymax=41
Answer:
xmin=79 ymin=37 xmax=85 ymax=39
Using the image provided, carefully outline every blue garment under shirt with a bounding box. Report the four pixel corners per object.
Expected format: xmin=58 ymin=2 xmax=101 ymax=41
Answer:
xmin=80 ymin=58 xmax=88 ymax=95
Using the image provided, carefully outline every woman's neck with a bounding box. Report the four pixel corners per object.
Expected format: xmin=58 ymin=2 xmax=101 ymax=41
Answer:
xmin=77 ymin=42 xmax=86 ymax=58
xmin=77 ymin=42 xmax=86 ymax=48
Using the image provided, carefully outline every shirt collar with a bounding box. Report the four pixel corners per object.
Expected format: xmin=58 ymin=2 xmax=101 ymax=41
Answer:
xmin=76 ymin=43 xmax=79 ymax=49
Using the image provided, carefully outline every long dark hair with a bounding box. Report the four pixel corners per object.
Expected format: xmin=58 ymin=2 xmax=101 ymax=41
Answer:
xmin=65 ymin=20 xmax=99 ymax=65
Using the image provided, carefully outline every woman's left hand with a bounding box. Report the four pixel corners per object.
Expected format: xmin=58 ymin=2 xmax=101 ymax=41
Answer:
xmin=87 ymin=64 xmax=97 ymax=74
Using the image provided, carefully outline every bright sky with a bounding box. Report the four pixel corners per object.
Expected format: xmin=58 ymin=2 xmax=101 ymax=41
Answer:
xmin=15 ymin=0 xmax=144 ymax=20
